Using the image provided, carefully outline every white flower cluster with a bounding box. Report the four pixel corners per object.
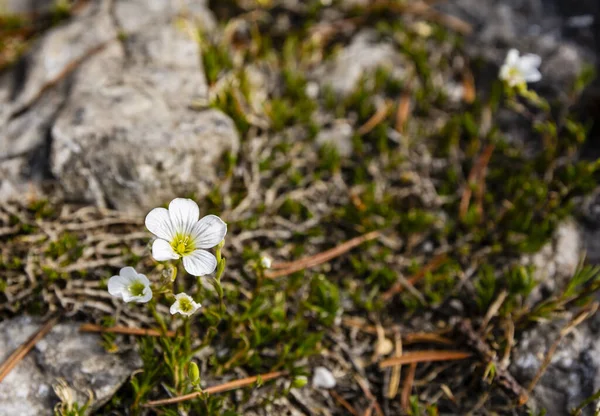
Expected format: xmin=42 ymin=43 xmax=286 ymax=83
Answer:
xmin=107 ymin=198 xmax=227 ymax=317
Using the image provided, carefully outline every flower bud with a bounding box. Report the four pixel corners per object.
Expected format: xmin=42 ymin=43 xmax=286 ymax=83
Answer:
xmin=291 ymin=376 xmax=308 ymax=389
xmin=188 ymin=362 xmax=201 ymax=386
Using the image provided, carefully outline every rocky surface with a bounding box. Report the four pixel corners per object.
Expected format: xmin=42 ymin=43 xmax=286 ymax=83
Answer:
xmin=0 ymin=315 xmax=140 ymax=414
xmin=512 ymin=222 xmax=600 ymax=415
xmin=0 ymin=0 xmax=239 ymax=213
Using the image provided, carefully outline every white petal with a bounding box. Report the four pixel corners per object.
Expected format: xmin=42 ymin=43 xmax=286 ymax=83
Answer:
xmin=191 ymin=215 xmax=227 ymax=249
xmin=152 ymin=239 xmax=180 ymax=261
xmin=119 ymin=266 xmax=139 ymax=279
xmin=519 ymin=54 xmax=541 ymax=70
xmin=108 ymin=274 xmax=128 ymax=297
xmin=170 ymin=302 xmax=179 ymax=315
xmin=524 ymin=68 xmax=542 ymax=83
xmin=137 ymin=287 xmax=153 ymax=303
xmin=499 ymin=64 xmax=512 ymax=81
xmin=135 ymin=273 xmax=151 ymax=286
xmin=312 ymin=367 xmax=336 ymax=389
xmin=183 ymin=249 xmax=217 ymax=276
xmin=505 ymin=48 xmax=520 ymax=66
xmin=169 ymin=198 xmax=199 ymax=235
xmin=145 ymin=207 xmax=176 ymax=241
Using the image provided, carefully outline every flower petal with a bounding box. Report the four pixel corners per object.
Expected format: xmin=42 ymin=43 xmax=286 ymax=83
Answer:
xmin=183 ymin=249 xmax=217 ymax=276
xmin=523 ymin=68 xmax=542 ymax=83
xmin=138 ymin=287 xmax=153 ymax=303
xmin=145 ymin=207 xmax=176 ymax=241
xmin=519 ymin=54 xmax=541 ymax=70
xmin=108 ymin=274 xmax=128 ymax=298
xmin=169 ymin=198 xmax=199 ymax=235
xmin=152 ymin=239 xmax=180 ymax=261
xmin=505 ymin=48 xmax=519 ymax=66
xmin=170 ymin=301 xmax=179 ymax=315
xmin=191 ymin=215 xmax=227 ymax=249
xmin=119 ymin=266 xmax=139 ymax=279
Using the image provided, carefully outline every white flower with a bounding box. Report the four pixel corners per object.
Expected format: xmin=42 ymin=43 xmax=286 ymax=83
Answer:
xmin=499 ymin=48 xmax=542 ymax=87
xmin=170 ymin=293 xmax=201 ymax=316
xmin=312 ymin=366 xmax=336 ymax=389
xmin=260 ymin=255 xmax=272 ymax=269
xmin=108 ymin=267 xmax=152 ymax=303
xmin=145 ymin=198 xmax=227 ymax=276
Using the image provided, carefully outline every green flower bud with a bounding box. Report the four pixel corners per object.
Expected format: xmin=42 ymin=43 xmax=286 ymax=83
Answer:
xmin=188 ymin=362 xmax=201 ymax=386
xmin=291 ymin=376 xmax=308 ymax=389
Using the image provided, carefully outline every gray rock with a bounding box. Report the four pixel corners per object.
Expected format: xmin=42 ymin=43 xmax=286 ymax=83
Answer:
xmin=511 ymin=318 xmax=600 ymax=416
xmin=0 ymin=0 xmax=239 ymax=213
xmin=521 ymin=220 xmax=581 ymax=305
xmin=0 ymin=315 xmax=140 ymax=415
xmin=313 ymin=30 xmax=406 ymax=96
xmin=512 ymin=220 xmax=600 ymax=415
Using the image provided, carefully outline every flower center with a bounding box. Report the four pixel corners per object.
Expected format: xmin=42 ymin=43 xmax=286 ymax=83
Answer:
xmin=179 ymin=297 xmax=193 ymax=313
xmin=129 ymin=281 xmax=146 ymax=297
xmin=508 ymin=67 xmax=522 ymax=80
xmin=171 ymin=234 xmax=195 ymax=256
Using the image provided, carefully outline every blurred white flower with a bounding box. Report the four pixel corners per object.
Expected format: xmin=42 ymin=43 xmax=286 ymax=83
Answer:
xmin=260 ymin=255 xmax=273 ymax=269
xmin=170 ymin=293 xmax=201 ymax=316
xmin=145 ymin=198 xmax=227 ymax=276
xmin=499 ymin=48 xmax=542 ymax=87
xmin=312 ymin=366 xmax=336 ymax=389
xmin=108 ymin=267 xmax=152 ymax=303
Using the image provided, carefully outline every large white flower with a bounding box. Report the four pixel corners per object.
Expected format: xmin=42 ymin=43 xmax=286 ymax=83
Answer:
xmin=170 ymin=293 xmax=201 ymax=316
xmin=145 ymin=198 xmax=227 ymax=276
xmin=499 ymin=48 xmax=542 ymax=87
xmin=108 ymin=267 xmax=153 ymax=303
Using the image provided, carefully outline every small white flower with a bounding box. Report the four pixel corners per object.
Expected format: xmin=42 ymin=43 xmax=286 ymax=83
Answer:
xmin=312 ymin=366 xmax=336 ymax=389
xmin=108 ymin=267 xmax=152 ymax=303
xmin=170 ymin=293 xmax=201 ymax=316
xmin=260 ymin=255 xmax=273 ymax=269
xmin=145 ymin=198 xmax=227 ymax=276
xmin=499 ymin=48 xmax=542 ymax=87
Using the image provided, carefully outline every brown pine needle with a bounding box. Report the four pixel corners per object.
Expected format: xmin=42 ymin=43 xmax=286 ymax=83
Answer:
xmin=143 ymin=370 xmax=288 ymax=407
xmin=0 ymin=315 xmax=60 ymax=383
xmin=354 ymin=374 xmax=384 ymax=416
xmin=357 ymin=101 xmax=392 ymax=135
xmin=379 ymin=350 xmax=472 ymax=369
xmin=330 ymin=390 xmax=360 ymax=416
xmin=386 ymin=332 xmax=403 ymax=398
xmin=403 ymin=332 xmax=454 ymax=346
xmin=266 ymin=230 xmax=381 ymax=278
xmin=382 ymin=253 xmax=447 ymax=300
xmin=462 ymin=67 xmax=476 ymax=104
xmin=79 ymin=323 xmax=175 ymax=337
xmin=395 ymin=90 xmax=412 ymax=133
xmin=401 ymin=362 xmax=417 ymax=411
xmin=459 ymin=143 xmax=495 ymax=220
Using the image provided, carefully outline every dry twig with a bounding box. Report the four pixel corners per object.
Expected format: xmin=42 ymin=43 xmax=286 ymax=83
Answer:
xmin=79 ymin=323 xmax=175 ymax=337
xmin=266 ymin=230 xmax=381 ymax=278
xmin=142 ymin=370 xmax=288 ymax=407
xmin=379 ymin=350 xmax=472 ymax=368
xmin=0 ymin=315 xmax=60 ymax=382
